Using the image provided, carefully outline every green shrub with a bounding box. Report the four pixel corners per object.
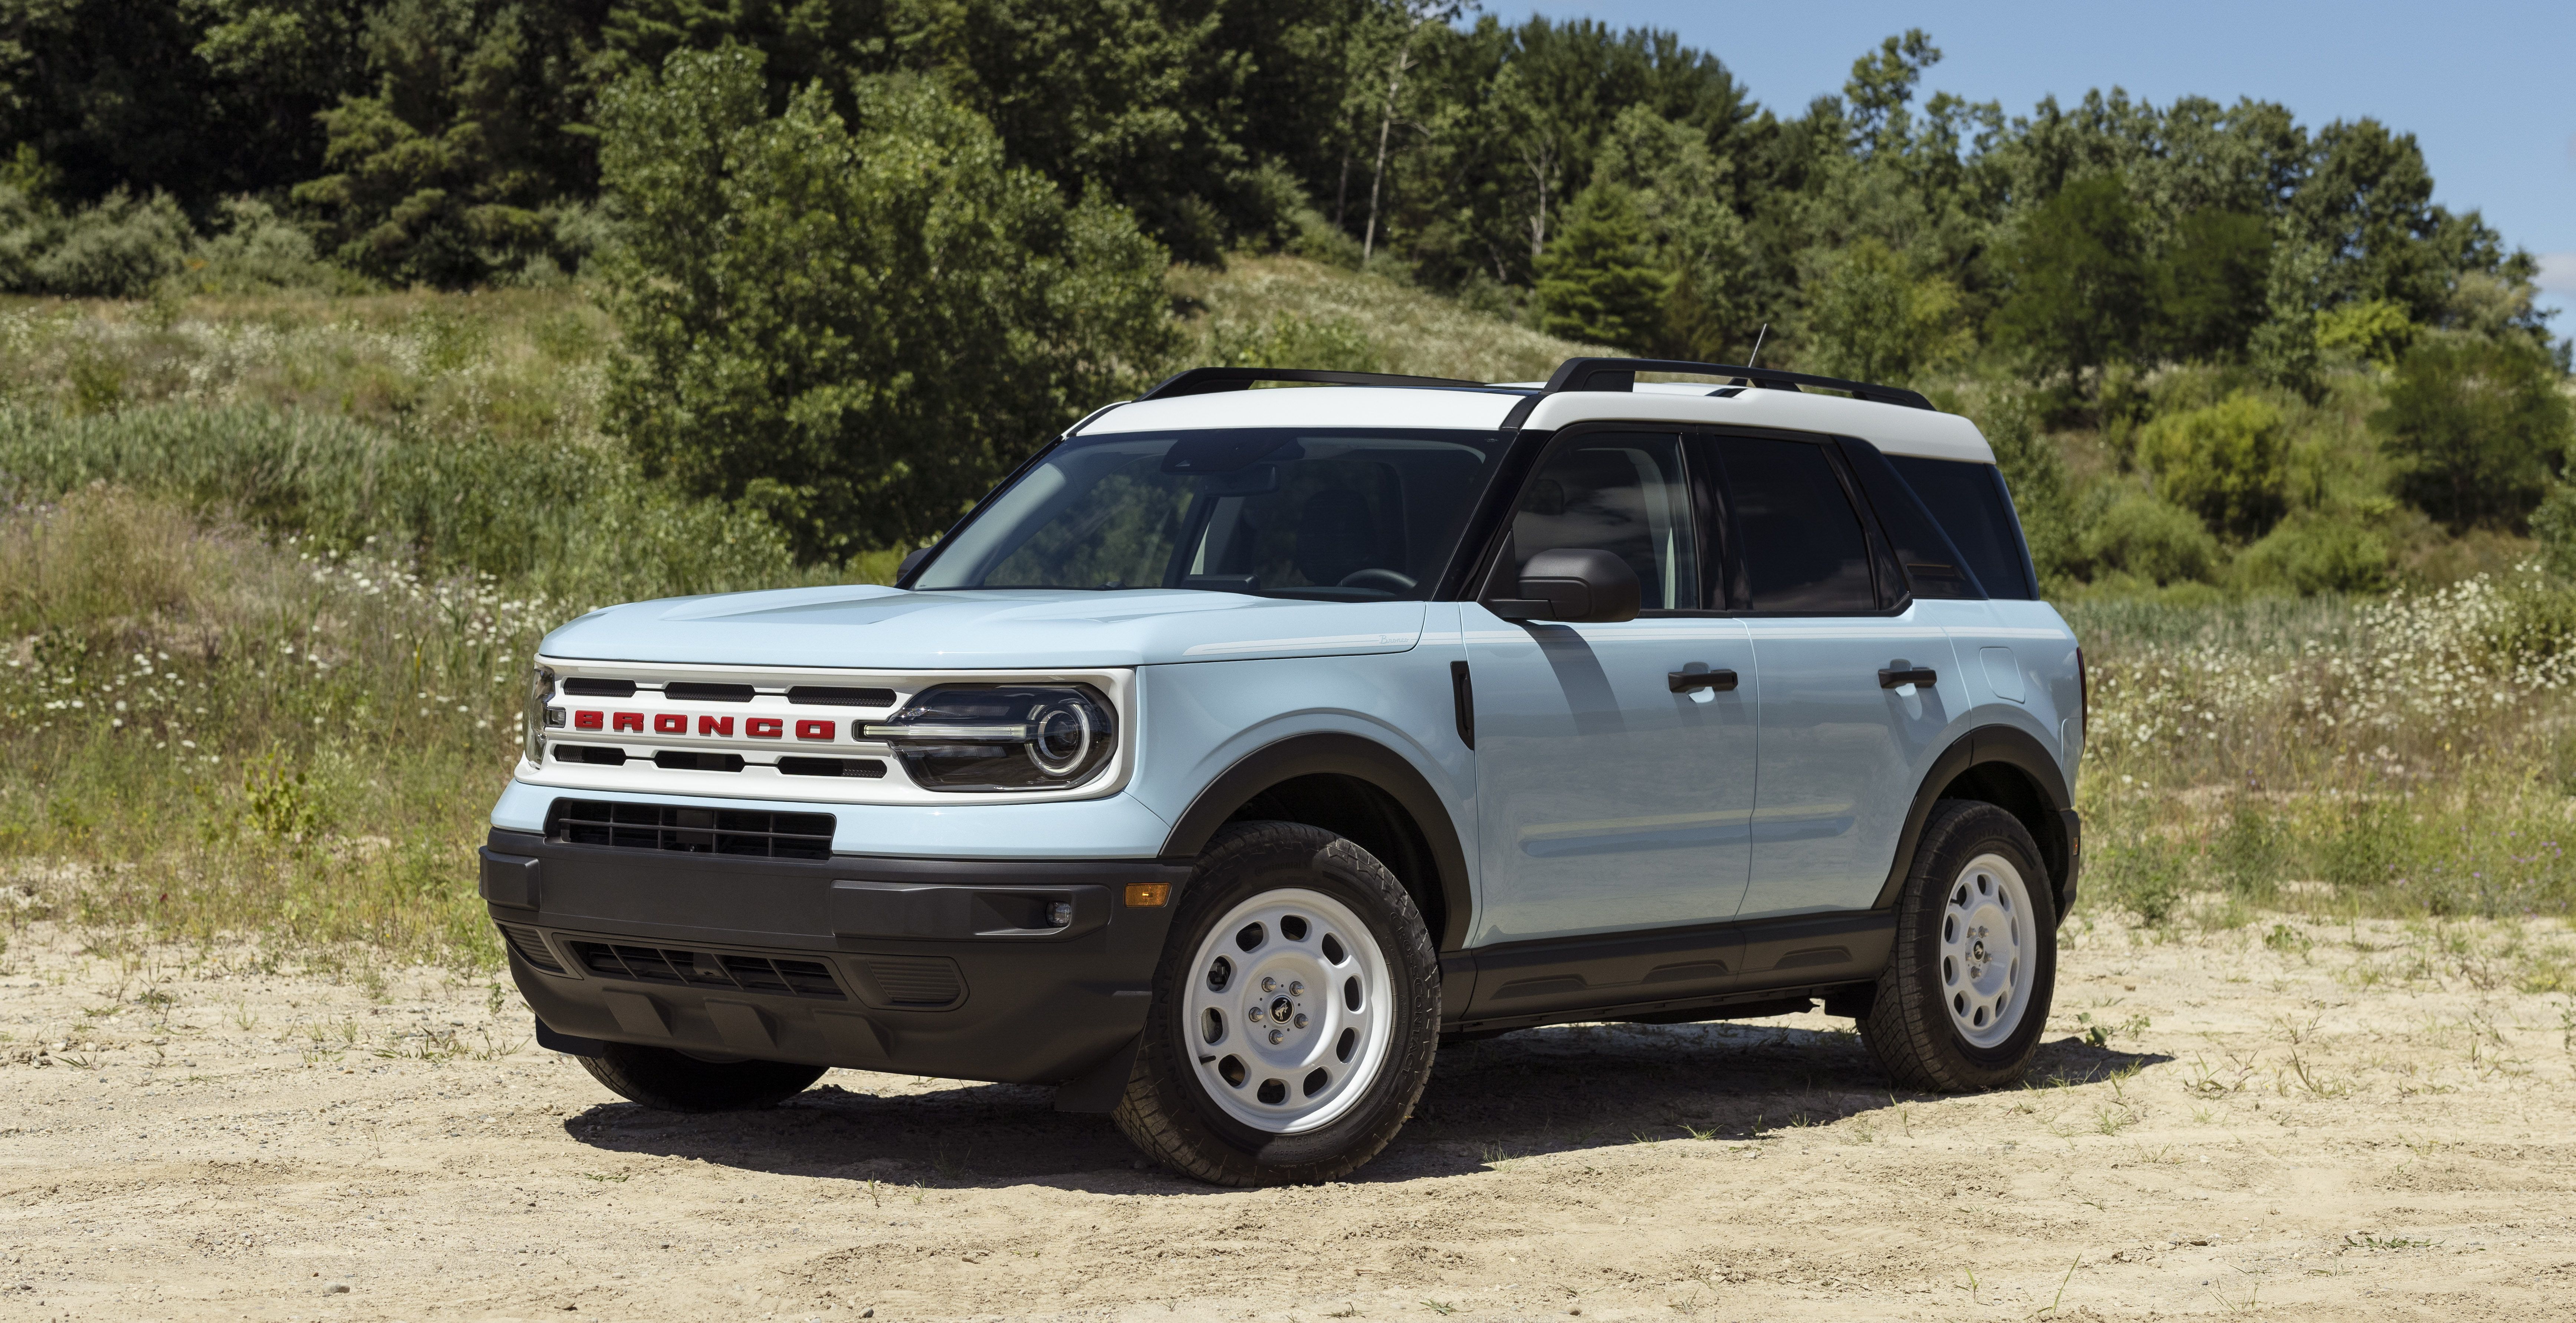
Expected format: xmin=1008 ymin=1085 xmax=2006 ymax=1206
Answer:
xmin=598 ymin=49 xmax=1177 ymax=562
xmin=174 ymin=198 xmax=369 ymax=296
xmin=2235 ymin=511 xmax=2391 ymax=595
xmin=1204 ymin=311 xmax=1381 ymax=373
xmin=2373 ymin=333 xmax=2573 ymax=529
xmin=2136 ymin=390 xmax=2289 ymax=539
xmin=2079 ymin=492 xmax=2222 ymax=584
xmin=0 ymin=186 xmax=197 ymax=298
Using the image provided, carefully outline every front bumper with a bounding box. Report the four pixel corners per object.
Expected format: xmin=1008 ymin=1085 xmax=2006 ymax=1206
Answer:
xmin=482 ymin=828 xmax=1188 ymax=1089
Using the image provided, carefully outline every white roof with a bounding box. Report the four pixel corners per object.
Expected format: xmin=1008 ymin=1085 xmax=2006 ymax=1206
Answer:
xmin=1075 ymin=382 xmax=1995 ymax=464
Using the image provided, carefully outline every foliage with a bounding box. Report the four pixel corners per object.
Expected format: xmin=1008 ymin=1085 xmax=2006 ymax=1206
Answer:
xmin=1532 ymin=183 xmax=1669 ymax=351
xmin=2079 ymin=491 xmax=2223 ymax=585
xmin=2136 ymin=390 xmax=2290 ymax=539
xmin=1803 ymin=236 xmax=1966 ymax=385
xmin=1990 ymin=174 xmax=2156 ymax=387
xmin=2373 ymin=334 xmax=2573 ymax=530
xmin=2234 ymin=511 xmax=2392 ymax=595
xmin=598 ymin=48 xmax=1177 ymax=560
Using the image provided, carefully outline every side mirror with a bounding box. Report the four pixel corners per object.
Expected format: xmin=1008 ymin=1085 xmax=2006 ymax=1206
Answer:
xmin=1488 ymin=548 xmax=1640 ymax=624
xmin=897 ymin=545 xmax=936 ymax=581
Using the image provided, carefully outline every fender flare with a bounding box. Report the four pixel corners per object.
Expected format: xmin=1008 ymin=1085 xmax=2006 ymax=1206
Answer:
xmin=1159 ymin=732 xmax=1475 ymax=953
xmin=1874 ymin=724 xmax=2075 ymax=915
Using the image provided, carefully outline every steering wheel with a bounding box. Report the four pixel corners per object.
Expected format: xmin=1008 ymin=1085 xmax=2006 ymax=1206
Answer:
xmin=1338 ymin=568 xmax=1417 ymax=594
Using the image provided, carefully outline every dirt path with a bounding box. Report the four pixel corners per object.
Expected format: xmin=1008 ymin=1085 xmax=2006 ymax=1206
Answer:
xmin=3 ymin=910 xmax=2573 ymax=1322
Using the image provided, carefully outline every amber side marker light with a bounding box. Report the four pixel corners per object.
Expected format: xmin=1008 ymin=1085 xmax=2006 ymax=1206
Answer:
xmin=1124 ymin=882 xmax=1171 ymax=908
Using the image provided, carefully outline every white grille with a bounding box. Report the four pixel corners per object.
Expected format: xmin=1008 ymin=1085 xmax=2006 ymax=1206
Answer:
xmin=520 ymin=658 xmax=1136 ymax=805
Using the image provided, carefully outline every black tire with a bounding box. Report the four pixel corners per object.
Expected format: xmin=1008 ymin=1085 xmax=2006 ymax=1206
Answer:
xmin=1861 ymin=800 xmax=2058 ymax=1092
xmin=1112 ymin=821 xmax=1441 ymax=1186
xmin=574 ymin=1041 xmax=826 ymax=1112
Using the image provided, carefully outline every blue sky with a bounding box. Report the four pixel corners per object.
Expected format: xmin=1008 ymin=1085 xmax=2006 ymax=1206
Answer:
xmin=1521 ymin=1 xmax=2576 ymax=328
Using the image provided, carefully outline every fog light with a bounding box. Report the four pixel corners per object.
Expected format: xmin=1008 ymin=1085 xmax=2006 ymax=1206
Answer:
xmin=1048 ymin=900 xmax=1075 ymax=928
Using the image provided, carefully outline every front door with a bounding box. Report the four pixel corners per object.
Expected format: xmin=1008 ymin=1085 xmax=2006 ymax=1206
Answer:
xmin=1712 ymin=433 xmax=1959 ymax=919
xmin=1463 ymin=430 xmax=1757 ymax=945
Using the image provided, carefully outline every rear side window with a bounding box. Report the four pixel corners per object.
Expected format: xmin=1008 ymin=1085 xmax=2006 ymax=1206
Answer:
xmin=1887 ymin=456 xmax=2040 ymax=600
xmin=1839 ymin=440 xmax=1982 ymax=600
xmin=1713 ymin=436 xmax=1875 ymax=614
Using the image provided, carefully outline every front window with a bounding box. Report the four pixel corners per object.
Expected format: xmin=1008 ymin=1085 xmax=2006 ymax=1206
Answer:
xmin=910 ymin=428 xmax=1504 ymax=600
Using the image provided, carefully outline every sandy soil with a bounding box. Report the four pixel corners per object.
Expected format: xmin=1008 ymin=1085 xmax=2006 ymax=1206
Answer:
xmin=3 ymin=910 xmax=2573 ymax=1323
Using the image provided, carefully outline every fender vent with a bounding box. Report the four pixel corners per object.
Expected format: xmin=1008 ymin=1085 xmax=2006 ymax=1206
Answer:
xmin=497 ymin=923 xmax=566 ymax=975
xmin=548 ymin=798 xmax=834 ymax=860
xmin=567 ymin=941 xmax=846 ymax=1001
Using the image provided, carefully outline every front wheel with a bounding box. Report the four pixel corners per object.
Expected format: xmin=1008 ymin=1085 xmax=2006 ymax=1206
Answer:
xmin=1860 ymin=800 xmax=2059 ymax=1092
xmin=1113 ymin=821 xmax=1440 ymax=1185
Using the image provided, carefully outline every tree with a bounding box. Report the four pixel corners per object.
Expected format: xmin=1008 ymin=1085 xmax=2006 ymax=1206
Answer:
xmin=1803 ymin=237 xmax=1965 ymax=385
xmin=1989 ymin=173 xmax=2152 ymax=387
xmin=596 ymin=47 xmax=1177 ymax=560
xmin=290 ymin=0 xmax=598 ymax=286
xmin=2153 ymin=209 xmax=2271 ymax=360
xmin=1533 ymin=183 xmax=1669 ymax=351
xmin=2372 ymin=335 xmax=2574 ymax=530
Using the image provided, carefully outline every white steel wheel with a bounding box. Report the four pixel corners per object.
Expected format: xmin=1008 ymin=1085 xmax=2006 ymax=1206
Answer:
xmin=1180 ymin=887 xmax=1394 ymax=1135
xmin=1939 ymin=852 xmax=2032 ymax=1049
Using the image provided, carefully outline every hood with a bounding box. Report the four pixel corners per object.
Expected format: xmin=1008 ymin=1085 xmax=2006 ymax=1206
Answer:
xmin=536 ymin=586 xmax=1427 ymax=669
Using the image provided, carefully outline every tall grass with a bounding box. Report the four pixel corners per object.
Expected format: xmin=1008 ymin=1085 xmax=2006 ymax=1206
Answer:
xmin=2070 ymin=572 xmax=2576 ymax=927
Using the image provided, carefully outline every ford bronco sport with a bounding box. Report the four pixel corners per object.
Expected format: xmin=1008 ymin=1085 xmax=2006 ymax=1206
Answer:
xmin=486 ymin=356 xmax=2085 ymax=1186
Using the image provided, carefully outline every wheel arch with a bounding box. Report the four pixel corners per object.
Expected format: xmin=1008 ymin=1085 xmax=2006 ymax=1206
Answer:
xmin=1159 ymin=733 xmax=1473 ymax=953
xmin=1874 ymin=725 xmax=2077 ymax=922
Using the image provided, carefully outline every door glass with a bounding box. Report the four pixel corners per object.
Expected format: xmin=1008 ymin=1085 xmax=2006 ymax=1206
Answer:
xmin=1716 ymin=437 xmax=1874 ymax=613
xmin=1512 ymin=433 xmax=1698 ymax=611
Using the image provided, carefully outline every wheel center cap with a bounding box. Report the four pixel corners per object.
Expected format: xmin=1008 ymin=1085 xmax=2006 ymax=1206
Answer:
xmin=1971 ymin=939 xmax=1990 ymax=963
xmin=1269 ymin=996 xmax=1294 ymax=1023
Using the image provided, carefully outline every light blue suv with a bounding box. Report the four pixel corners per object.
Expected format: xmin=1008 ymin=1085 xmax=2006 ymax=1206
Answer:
xmin=486 ymin=357 xmax=2085 ymax=1185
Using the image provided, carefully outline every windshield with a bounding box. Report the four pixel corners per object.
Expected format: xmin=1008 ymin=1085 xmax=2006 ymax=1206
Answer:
xmin=910 ymin=427 xmax=1504 ymax=600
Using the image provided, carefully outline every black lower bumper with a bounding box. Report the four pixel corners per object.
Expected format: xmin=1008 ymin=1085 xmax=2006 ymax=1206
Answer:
xmin=482 ymin=829 xmax=1189 ymax=1091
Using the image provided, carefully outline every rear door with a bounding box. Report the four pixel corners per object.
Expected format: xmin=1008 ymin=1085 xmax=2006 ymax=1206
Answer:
xmin=1712 ymin=433 xmax=1963 ymax=919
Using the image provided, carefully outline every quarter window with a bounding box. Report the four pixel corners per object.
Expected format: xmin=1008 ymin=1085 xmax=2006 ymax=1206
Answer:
xmin=1512 ymin=433 xmax=1698 ymax=611
xmin=1715 ymin=437 xmax=1876 ymax=614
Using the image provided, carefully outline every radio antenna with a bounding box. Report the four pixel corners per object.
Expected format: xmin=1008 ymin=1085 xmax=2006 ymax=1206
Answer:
xmin=1746 ymin=323 xmax=1770 ymax=369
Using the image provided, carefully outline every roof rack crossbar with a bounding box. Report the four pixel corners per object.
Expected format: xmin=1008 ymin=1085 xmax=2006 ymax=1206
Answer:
xmin=1540 ymin=357 xmax=1934 ymax=411
xmin=1138 ymin=367 xmax=1495 ymax=400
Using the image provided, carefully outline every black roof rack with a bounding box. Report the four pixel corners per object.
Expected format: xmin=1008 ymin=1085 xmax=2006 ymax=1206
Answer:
xmin=1539 ymin=357 xmax=1934 ymax=411
xmin=1137 ymin=367 xmax=1500 ymax=400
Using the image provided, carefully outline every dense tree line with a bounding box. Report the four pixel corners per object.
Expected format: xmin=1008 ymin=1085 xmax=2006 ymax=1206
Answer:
xmin=0 ymin=1 xmax=2564 ymax=570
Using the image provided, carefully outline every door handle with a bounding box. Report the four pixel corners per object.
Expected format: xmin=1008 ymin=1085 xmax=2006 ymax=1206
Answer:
xmin=1879 ymin=666 xmax=1938 ymax=689
xmin=1668 ymin=668 xmax=1738 ymax=693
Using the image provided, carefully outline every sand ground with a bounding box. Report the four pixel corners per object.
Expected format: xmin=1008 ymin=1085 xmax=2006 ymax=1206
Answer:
xmin=3 ymin=909 xmax=2573 ymax=1322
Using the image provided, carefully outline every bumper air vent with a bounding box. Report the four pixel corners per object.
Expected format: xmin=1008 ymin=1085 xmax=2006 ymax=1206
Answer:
xmin=562 ymin=678 xmax=637 ymax=697
xmin=548 ymin=798 xmax=834 ymax=860
xmin=568 ymin=941 xmax=846 ymax=1001
xmin=665 ymin=682 xmax=756 ymax=703
xmin=497 ymin=923 xmax=566 ymax=975
xmin=788 ymin=686 xmax=897 ymax=707
xmin=652 ymin=750 xmax=746 ymax=773
xmin=556 ymin=745 xmax=626 ymax=766
xmin=854 ymin=956 xmax=967 ymax=1010
xmin=778 ymin=756 xmax=887 ymax=778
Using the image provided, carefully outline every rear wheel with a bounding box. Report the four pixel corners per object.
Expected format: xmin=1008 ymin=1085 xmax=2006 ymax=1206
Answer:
xmin=1861 ymin=800 xmax=2058 ymax=1092
xmin=575 ymin=1041 xmax=826 ymax=1112
xmin=1113 ymin=821 xmax=1440 ymax=1186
